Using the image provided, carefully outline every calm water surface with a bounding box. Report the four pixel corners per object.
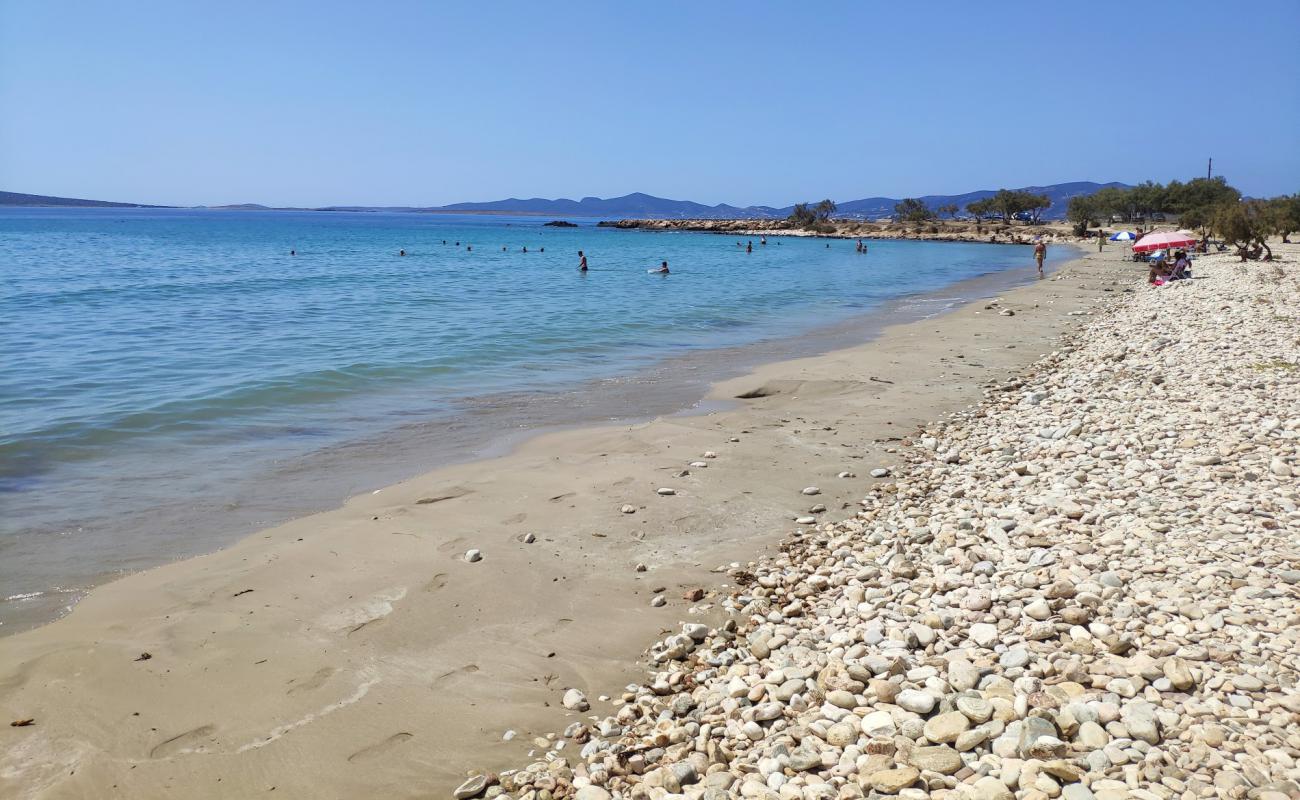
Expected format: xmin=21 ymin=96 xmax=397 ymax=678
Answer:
xmin=0 ymin=208 xmax=1053 ymax=630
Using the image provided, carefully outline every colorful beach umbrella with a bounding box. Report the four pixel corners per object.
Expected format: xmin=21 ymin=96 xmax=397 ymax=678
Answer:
xmin=1109 ymin=231 xmax=1137 ymax=241
xmin=1133 ymin=231 xmax=1197 ymax=253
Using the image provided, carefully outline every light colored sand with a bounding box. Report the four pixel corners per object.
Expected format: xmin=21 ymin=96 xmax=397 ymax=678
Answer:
xmin=0 ymin=247 xmax=1136 ymax=799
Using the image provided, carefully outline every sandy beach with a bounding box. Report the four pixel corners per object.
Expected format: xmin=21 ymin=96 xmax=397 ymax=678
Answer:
xmin=1 ymin=246 xmax=1145 ymax=798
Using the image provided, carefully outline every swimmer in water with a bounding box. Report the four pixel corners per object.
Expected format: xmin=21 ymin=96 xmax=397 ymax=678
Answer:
xmin=578 ymin=250 xmax=588 ymax=272
xmin=653 ymin=260 xmax=669 ymax=274
xmin=467 ymin=245 xmax=472 ymax=251
xmin=746 ymin=241 xmax=752 ymax=253
xmin=522 ymin=246 xmax=527 ymax=253
xmin=399 ymin=249 xmax=406 ymax=256
xmin=760 ymin=237 xmax=766 ymax=245
xmin=290 ymin=249 xmax=296 ymax=256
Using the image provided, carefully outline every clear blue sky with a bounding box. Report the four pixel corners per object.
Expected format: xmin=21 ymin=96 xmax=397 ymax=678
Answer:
xmin=3 ymin=0 xmax=1297 ymax=207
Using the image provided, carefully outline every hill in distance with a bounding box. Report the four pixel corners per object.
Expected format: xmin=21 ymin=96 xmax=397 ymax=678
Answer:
xmin=3 ymin=182 xmax=1131 ymax=220
xmin=0 ymin=190 xmax=168 ymax=208
xmin=423 ymin=182 xmax=1128 ymax=221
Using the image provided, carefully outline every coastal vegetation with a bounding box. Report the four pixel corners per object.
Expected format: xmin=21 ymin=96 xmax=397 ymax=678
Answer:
xmin=1065 ymin=177 xmax=1300 ymax=260
xmin=786 ymin=199 xmax=838 ymax=231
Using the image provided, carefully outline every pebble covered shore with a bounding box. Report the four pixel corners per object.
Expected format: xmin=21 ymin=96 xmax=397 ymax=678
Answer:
xmin=458 ymin=249 xmax=1299 ymax=800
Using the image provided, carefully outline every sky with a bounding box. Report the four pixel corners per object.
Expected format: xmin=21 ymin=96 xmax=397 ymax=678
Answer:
xmin=2 ymin=0 xmax=1298 ymax=207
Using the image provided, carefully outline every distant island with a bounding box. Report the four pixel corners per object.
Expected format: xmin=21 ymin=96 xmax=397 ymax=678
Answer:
xmin=2 ymin=181 xmax=1131 ymax=221
xmin=0 ymin=190 xmax=169 ymax=208
xmin=543 ymin=220 xmax=578 ymax=227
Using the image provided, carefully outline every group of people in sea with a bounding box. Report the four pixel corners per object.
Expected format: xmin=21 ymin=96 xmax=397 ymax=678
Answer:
xmin=288 ymin=235 xmax=893 ymax=277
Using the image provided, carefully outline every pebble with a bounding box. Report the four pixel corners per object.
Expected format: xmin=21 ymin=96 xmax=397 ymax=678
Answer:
xmin=801 ymin=486 xmax=821 ymax=496
xmin=561 ymin=688 xmax=588 ymax=711
xmin=655 ymin=487 xmax=675 ymax=496
xmin=452 ymin=775 xmax=488 ymax=799
xmin=463 ymin=549 xmax=482 ymax=563
xmin=896 ymin=689 xmax=936 ymax=714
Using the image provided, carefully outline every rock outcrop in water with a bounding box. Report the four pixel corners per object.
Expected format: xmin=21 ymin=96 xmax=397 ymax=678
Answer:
xmin=597 ymin=218 xmax=1078 ymax=245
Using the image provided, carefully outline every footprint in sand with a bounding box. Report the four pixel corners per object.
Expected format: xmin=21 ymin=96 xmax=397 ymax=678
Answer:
xmin=432 ymin=663 xmax=480 ymax=687
xmin=423 ymin=573 xmax=450 ymax=592
xmin=287 ymin=667 xmax=337 ymax=695
xmin=414 ymin=486 xmax=473 ymax=505
xmin=434 ymin=536 xmax=468 ymax=555
xmin=502 ymin=512 xmax=526 ymax=525
xmin=347 ymin=732 xmax=414 ymax=763
xmin=149 ymin=724 xmax=217 ymax=758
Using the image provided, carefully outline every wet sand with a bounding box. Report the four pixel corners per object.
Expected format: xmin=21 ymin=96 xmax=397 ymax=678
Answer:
xmin=0 ymin=246 xmax=1136 ymax=799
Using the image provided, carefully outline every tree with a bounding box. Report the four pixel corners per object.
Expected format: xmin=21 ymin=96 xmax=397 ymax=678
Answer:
xmin=1066 ymin=195 xmax=1100 ymax=236
xmin=1213 ymin=200 xmax=1274 ymax=261
xmin=894 ymin=198 xmax=934 ymax=223
xmin=1127 ymin=181 xmax=1167 ymax=219
xmin=989 ymin=189 xmax=1031 ymax=223
xmin=937 ymin=203 xmax=959 ymax=219
xmin=965 ymin=198 xmax=993 ymax=223
xmin=1090 ymin=186 xmax=1131 ymax=221
xmin=1268 ymin=194 xmax=1300 ymax=243
xmin=1166 ymin=177 xmax=1240 ymax=216
xmin=813 ymin=199 xmax=837 ymax=222
xmin=787 ymin=203 xmax=816 ymax=228
xmin=1023 ymin=193 xmax=1052 ymax=224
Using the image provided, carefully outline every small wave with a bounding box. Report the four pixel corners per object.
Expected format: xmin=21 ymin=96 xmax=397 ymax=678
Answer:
xmin=4 ymin=592 xmax=44 ymax=602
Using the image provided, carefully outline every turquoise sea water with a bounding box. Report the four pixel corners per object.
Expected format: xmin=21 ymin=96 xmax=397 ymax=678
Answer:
xmin=0 ymin=208 xmax=1052 ymax=630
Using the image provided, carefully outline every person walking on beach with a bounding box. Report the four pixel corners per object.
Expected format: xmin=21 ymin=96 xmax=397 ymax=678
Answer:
xmin=578 ymin=251 xmax=588 ymax=272
xmin=1033 ymin=240 xmax=1046 ymax=278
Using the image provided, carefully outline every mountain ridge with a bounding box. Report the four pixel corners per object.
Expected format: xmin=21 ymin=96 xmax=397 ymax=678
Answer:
xmin=2 ymin=181 xmax=1131 ymax=220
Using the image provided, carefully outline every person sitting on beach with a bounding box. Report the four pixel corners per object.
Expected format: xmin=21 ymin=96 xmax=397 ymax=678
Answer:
xmin=578 ymin=250 xmax=588 ymax=272
xmin=1148 ymin=257 xmax=1172 ymax=285
xmin=653 ymin=260 xmax=669 ymax=274
xmin=1168 ymin=250 xmax=1192 ymax=281
xmin=1033 ymin=241 xmax=1046 ymax=278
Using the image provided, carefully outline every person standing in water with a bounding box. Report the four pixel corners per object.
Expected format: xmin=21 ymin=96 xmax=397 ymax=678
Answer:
xmin=1033 ymin=240 xmax=1046 ymax=278
xmin=653 ymin=260 xmax=669 ymax=274
xmin=578 ymin=251 xmax=588 ymax=272
xmin=746 ymin=241 xmax=752 ymax=253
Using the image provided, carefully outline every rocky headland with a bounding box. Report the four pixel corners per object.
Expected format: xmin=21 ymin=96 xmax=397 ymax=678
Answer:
xmin=596 ymin=219 xmax=1079 ymax=246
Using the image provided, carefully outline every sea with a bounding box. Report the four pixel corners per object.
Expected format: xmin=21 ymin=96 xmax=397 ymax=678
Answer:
xmin=0 ymin=208 xmax=1058 ymax=631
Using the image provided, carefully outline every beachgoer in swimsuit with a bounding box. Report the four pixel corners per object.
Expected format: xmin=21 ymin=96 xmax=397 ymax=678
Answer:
xmin=1033 ymin=241 xmax=1046 ymax=278
xmin=578 ymin=251 xmax=588 ymax=272
xmin=399 ymin=249 xmax=406 ymax=256
xmin=654 ymin=261 xmax=669 ymax=274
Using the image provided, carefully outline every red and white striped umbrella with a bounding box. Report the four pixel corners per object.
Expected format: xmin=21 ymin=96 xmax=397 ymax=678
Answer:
xmin=1133 ymin=231 xmax=1197 ymax=253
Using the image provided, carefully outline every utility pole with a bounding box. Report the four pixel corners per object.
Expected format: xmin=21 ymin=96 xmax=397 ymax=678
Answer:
xmin=1207 ymin=157 xmax=1212 ymax=180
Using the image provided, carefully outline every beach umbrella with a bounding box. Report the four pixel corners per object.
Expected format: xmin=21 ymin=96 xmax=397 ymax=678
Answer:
xmin=1133 ymin=231 xmax=1197 ymax=253
xmin=1109 ymin=231 xmax=1137 ymax=241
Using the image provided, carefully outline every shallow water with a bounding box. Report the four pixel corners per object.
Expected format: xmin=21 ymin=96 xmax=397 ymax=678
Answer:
xmin=0 ymin=208 xmax=1051 ymax=630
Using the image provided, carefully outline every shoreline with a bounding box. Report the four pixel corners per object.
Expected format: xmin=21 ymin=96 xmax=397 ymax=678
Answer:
xmin=0 ymin=247 xmax=1064 ymax=635
xmin=0 ymin=246 xmax=1132 ymax=798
